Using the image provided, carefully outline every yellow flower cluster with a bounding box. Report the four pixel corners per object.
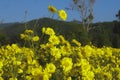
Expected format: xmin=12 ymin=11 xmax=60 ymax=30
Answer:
xmin=0 ymin=3 xmax=119 ymax=80
xmin=61 ymin=57 xmax=73 ymax=73
xmin=0 ymin=27 xmax=120 ymax=80
xmin=48 ymin=5 xmax=67 ymax=21
xmin=0 ymin=43 xmax=57 ymax=80
xmin=20 ymin=29 xmax=39 ymax=42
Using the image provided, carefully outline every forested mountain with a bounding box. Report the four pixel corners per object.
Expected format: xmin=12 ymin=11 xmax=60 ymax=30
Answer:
xmin=0 ymin=18 xmax=120 ymax=48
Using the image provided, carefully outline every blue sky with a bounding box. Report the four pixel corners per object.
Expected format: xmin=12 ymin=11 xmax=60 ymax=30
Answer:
xmin=0 ymin=0 xmax=120 ymax=23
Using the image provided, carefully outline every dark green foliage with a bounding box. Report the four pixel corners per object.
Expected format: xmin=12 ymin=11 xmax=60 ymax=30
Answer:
xmin=77 ymin=29 xmax=90 ymax=46
xmin=110 ymin=34 xmax=120 ymax=48
xmin=0 ymin=33 xmax=7 ymax=46
xmin=0 ymin=18 xmax=120 ymax=48
xmin=113 ymin=21 xmax=120 ymax=36
xmin=89 ymin=23 xmax=113 ymax=47
xmin=89 ymin=21 xmax=120 ymax=47
xmin=111 ymin=21 xmax=120 ymax=48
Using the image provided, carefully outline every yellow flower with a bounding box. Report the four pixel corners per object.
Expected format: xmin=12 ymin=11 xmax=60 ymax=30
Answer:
xmin=103 ymin=72 xmax=112 ymax=80
xmin=80 ymin=59 xmax=91 ymax=71
xmin=105 ymin=47 xmax=112 ymax=57
xmin=82 ymin=71 xmax=94 ymax=80
xmin=20 ymin=34 xmax=28 ymax=40
xmin=45 ymin=63 xmax=56 ymax=73
xmin=49 ymin=35 xmax=60 ymax=45
xmin=43 ymin=74 xmax=49 ymax=80
xmin=25 ymin=29 xmax=34 ymax=34
xmin=95 ymin=48 xmax=104 ymax=56
xmin=0 ymin=69 xmax=3 ymax=76
xmin=43 ymin=70 xmax=52 ymax=78
xmin=31 ymin=67 xmax=43 ymax=76
xmin=67 ymin=77 xmax=72 ymax=80
xmin=42 ymin=27 xmax=46 ymax=33
xmin=0 ymin=62 xmax=3 ymax=69
xmin=13 ymin=61 xmax=21 ymax=65
xmin=26 ymin=76 xmax=32 ymax=80
xmin=72 ymin=39 xmax=81 ymax=46
xmin=32 ymin=36 xmax=40 ymax=42
xmin=58 ymin=9 xmax=67 ymax=21
xmin=32 ymin=59 xmax=39 ymax=65
xmin=18 ymin=69 xmax=23 ymax=73
xmin=61 ymin=57 xmax=73 ymax=73
xmin=45 ymin=27 xmax=55 ymax=35
xmin=118 ymin=72 xmax=120 ymax=79
xmin=60 ymin=44 xmax=72 ymax=56
xmin=50 ymin=47 xmax=61 ymax=60
xmin=48 ymin=5 xmax=57 ymax=13
xmin=83 ymin=45 xmax=93 ymax=57
xmin=9 ymin=78 xmax=17 ymax=80
xmin=11 ymin=44 xmax=22 ymax=53
xmin=59 ymin=35 xmax=66 ymax=44
xmin=27 ymin=56 xmax=33 ymax=64
xmin=0 ymin=77 xmax=4 ymax=80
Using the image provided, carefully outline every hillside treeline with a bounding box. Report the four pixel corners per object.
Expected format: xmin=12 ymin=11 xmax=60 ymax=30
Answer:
xmin=0 ymin=18 xmax=120 ymax=48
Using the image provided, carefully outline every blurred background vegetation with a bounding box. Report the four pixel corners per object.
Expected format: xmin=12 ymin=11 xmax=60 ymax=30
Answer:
xmin=0 ymin=17 xmax=120 ymax=48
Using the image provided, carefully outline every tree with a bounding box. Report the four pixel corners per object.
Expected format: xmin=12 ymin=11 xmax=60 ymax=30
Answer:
xmin=68 ymin=0 xmax=95 ymax=31
xmin=116 ymin=9 xmax=120 ymax=21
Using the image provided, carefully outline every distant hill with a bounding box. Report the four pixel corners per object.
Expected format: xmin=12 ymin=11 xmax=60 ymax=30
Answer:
xmin=0 ymin=18 xmax=120 ymax=48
